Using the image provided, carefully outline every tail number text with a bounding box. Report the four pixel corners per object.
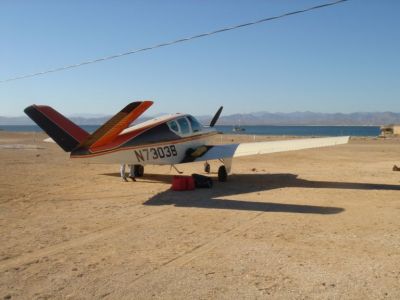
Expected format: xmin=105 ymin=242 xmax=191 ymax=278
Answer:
xmin=135 ymin=145 xmax=177 ymax=162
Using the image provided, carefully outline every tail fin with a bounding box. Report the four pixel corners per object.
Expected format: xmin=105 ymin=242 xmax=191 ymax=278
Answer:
xmin=24 ymin=105 xmax=90 ymax=152
xmin=79 ymin=101 xmax=153 ymax=149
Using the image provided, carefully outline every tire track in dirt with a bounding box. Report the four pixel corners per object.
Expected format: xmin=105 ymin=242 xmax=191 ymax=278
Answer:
xmin=117 ymin=211 xmax=266 ymax=293
xmin=0 ymin=206 xmax=173 ymax=272
xmin=167 ymin=212 xmax=265 ymax=267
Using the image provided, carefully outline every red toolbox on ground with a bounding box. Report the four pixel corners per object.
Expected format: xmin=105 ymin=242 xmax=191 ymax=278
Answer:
xmin=171 ymin=176 xmax=195 ymax=191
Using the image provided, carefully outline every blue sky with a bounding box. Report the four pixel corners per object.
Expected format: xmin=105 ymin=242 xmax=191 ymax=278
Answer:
xmin=1 ymin=0 xmax=399 ymax=117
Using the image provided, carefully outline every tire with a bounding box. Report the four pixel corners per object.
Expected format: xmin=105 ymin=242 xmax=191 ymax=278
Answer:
xmin=134 ymin=165 xmax=144 ymax=177
xmin=218 ymin=165 xmax=227 ymax=182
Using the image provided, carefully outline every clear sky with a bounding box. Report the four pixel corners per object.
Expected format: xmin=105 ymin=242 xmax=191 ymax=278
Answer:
xmin=1 ymin=0 xmax=399 ymax=117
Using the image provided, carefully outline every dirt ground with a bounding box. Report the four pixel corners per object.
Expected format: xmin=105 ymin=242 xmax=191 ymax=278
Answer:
xmin=0 ymin=131 xmax=399 ymax=299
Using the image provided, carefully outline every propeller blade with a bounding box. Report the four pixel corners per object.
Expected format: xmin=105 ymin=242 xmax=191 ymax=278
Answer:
xmin=209 ymin=106 xmax=223 ymax=127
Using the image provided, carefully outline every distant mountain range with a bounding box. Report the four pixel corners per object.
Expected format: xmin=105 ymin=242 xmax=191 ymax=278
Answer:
xmin=206 ymin=111 xmax=400 ymax=126
xmin=1 ymin=111 xmax=400 ymax=126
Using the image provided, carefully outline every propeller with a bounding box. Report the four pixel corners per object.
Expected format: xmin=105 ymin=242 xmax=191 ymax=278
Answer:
xmin=209 ymin=106 xmax=223 ymax=127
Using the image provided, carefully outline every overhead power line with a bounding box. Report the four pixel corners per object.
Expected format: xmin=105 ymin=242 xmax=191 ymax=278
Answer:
xmin=1 ymin=0 xmax=348 ymax=84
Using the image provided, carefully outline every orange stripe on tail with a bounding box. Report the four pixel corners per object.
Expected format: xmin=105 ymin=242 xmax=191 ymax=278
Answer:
xmin=80 ymin=101 xmax=153 ymax=149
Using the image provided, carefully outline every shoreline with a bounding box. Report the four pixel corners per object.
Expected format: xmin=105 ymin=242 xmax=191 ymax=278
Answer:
xmin=0 ymin=131 xmax=392 ymax=142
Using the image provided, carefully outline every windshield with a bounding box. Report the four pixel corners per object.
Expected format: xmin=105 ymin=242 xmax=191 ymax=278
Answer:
xmin=177 ymin=117 xmax=190 ymax=134
xmin=187 ymin=115 xmax=202 ymax=132
xmin=168 ymin=120 xmax=179 ymax=133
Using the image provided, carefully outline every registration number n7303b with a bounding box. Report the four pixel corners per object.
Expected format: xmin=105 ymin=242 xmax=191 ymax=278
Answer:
xmin=134 ymin=145 xmax=178 ymax=162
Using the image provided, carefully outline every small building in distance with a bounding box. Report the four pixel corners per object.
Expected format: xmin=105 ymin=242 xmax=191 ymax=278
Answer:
xmin=380 ymin=124 xmax=400 ymax=136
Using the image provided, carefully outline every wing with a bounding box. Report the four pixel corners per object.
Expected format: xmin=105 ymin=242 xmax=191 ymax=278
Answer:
xmin=192 ymin=136 xmax=350 ymax=162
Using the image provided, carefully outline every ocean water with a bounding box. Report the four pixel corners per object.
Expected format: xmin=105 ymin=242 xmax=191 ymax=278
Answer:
xmin=0 ymin=125 xmax=100 ymax=133
xmin=215 ymin=125 xmax=380 ymax=137
xmin=0 ymin=124 xmax=380 ymax=137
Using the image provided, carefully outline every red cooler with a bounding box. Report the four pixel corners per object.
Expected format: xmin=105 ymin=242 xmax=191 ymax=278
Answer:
xmin=172 ymin=176 xmax=195 ymax=191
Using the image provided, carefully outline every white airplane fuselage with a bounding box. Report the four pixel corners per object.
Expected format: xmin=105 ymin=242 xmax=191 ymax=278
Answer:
xmin=70 ymin=113 xmax=218 ymax=165
xmin=24 ymin=101 xmax=350 ymax=182
xmin=74 ymin=132 xmax=214 ymax=165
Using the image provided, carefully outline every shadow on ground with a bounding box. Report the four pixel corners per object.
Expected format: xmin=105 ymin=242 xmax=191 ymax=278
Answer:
xmin=102 ymin=172 xmax=400 ymax=215
xmin=102 ymin=172 xmax=400 ymax=191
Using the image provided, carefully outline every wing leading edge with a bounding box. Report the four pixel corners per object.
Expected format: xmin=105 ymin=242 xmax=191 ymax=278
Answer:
xmin=193 ymin=136 xmax=350 ymax=162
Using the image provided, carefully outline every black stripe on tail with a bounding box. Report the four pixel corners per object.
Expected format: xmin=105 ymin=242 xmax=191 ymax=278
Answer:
xmin=24 ymin=105 xmax=89 ymax=152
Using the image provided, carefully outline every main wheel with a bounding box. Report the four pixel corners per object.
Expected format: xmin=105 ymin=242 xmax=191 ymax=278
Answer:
xmin=204 ymin=162 xmax=210 ymax=173
xmin=218 ymin=165 xmax=227 ymax=182
xmin=134 ymin=165 xmax=144 ymax=177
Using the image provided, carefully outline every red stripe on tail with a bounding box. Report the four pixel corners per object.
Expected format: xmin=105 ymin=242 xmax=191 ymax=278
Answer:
xmin=35 ymin=106 xmax=90 ymax=142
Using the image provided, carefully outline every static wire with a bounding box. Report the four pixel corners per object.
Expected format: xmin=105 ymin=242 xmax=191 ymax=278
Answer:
xmin=0 ymin=0 xmax=348 ymax=83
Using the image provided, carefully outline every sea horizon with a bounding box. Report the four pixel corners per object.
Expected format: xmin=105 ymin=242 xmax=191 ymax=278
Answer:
xmin=0 ymin=124 xmax=381 ymax=137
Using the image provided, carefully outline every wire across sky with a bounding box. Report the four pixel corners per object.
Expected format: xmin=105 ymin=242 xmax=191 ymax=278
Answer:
xmin=0 ymin=0 xmax=349 ymax=84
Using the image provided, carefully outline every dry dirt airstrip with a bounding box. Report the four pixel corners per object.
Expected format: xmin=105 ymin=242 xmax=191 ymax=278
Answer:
xmin=0 ymin=131 xmax=399 ymax=299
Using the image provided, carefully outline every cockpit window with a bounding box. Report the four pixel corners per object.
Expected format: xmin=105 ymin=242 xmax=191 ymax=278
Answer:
xmin=168 ymin=120 xmax=179 ymax=133
xmin=187 ymin=115 xmax=202 ymax=132
xmin=177 ymin=117 xmax=190 ymax=135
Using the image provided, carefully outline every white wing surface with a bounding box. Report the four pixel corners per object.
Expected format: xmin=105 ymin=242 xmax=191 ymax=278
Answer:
xmin=195 ymin=136 xmax=350 ymax=162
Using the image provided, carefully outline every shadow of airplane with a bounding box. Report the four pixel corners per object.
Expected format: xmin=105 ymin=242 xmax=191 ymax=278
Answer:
xmin=144 ymin=193 xmax=344 ymax=215
xmin=101 ymin=172 xmax=400 ymax=215
xmin=101 ymin=172 xmax=400 ymax=192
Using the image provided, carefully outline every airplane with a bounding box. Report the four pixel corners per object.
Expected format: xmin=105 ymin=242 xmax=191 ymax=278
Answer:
xmin=24 ymin=101 xmax=350 ymax=182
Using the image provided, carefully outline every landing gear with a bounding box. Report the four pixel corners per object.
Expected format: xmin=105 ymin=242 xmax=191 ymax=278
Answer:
xmin=218 ymin=165 xmax=228 ymax=182
xmin=171 ymin=164 xmax=183 ymax=174
xmin=204 ymin=162 xmax=210 ymax=173
xmin=217 ymin=158 xmax=232 ymax=182
xmin=133 ymin=165 xmax=144 ymax=177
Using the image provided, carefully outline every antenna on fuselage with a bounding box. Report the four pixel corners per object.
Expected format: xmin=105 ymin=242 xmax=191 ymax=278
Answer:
xmin=209 ymin=106 xmax=223 ymax=127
